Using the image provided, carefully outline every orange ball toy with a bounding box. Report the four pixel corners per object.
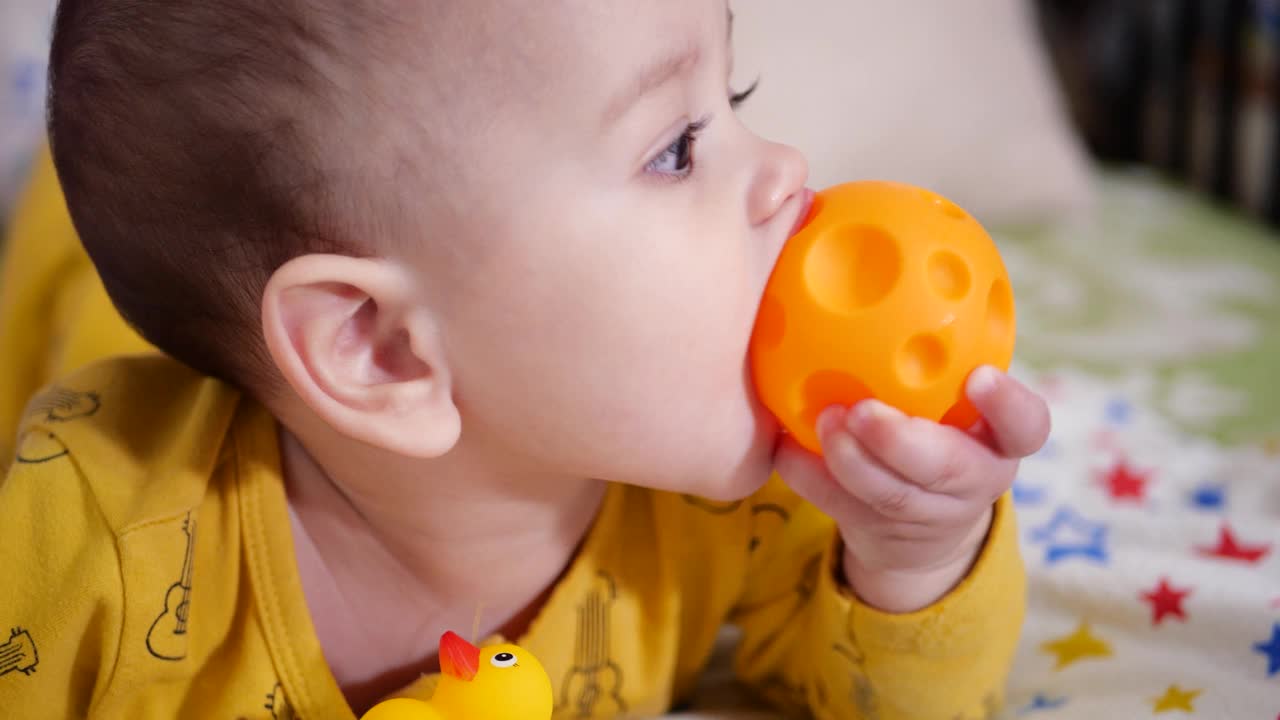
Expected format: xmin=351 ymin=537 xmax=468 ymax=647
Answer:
xmin=750 ymin=181 xmax=1016 ymax=455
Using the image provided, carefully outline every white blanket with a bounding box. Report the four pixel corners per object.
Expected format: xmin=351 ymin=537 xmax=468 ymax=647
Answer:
xmin=668 ymin=367 xmax=1280 ymax=718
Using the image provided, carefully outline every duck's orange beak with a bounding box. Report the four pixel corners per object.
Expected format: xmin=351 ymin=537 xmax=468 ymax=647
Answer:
xmin=438 ymin=631 xmax=481 ymax=682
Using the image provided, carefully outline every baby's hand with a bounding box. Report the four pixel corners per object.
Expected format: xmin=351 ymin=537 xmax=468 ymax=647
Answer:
xmin=774 ymin=366 xmax=1050 ymax=613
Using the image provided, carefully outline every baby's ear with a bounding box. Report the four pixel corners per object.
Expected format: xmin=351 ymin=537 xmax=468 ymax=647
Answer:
xmin=261 ymin=254 xmax=460 ymax=458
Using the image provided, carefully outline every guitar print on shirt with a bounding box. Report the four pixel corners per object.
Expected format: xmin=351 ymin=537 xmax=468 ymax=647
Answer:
xmin=264 ymin=681 xmax=296 ymax=719
xmin=146 ymin=512 xmax=196 ymax=661
xmin=0 ymin=628 xmax=39 ymax=679
xmin=558 ymin=571 xmax=627 ymax=718
xmin=23 ymin=387 xmax=100 ymax=424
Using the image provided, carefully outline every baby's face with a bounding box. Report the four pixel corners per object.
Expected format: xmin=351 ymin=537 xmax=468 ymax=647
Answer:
xmin=401 ymin=0 xmax=809 ymax=500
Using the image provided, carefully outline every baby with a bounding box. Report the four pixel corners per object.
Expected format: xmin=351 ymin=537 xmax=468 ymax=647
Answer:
xmin=0 ymin=1 xmax=1049 ymax=718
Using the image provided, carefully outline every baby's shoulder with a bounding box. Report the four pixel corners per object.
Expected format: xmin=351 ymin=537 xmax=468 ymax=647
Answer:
xmin=13 ymin=354 xmax=243 ymax=532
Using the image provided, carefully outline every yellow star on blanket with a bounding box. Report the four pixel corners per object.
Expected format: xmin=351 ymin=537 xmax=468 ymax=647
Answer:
xmin=1264 ymin=435 xmax=1280 ymax=457
xmin=1040 ymin=621 xmax=1113 ymax=670
xmin=1152 ymin=684 xmax=1201 ymax=713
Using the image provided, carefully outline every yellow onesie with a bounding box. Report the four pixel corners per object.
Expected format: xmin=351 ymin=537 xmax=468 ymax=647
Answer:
xmin=0 ymin=145 xmax=151 ymax=465
xmin=0 ymin=356 xmax=1025 ymax=720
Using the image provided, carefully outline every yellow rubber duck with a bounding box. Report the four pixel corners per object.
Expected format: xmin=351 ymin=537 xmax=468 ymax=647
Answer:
xmin=360 ymin=631 xmax=552 ymax=720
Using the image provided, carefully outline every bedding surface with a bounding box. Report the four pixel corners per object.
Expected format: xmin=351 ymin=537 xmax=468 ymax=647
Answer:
xmin=993 ymin=171 xmax=1280 ymax=718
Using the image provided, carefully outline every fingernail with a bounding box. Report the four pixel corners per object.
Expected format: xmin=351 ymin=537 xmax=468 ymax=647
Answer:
xmin=850 ymin=399 xmax=898 ymax=431
xmin=968 ymin=365 xmax=999 ymax=399
xmin=816 ymin=406 xmax=847 ymax=437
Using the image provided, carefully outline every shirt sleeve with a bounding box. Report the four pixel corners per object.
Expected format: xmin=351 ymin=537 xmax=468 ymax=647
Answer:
xmin=731 ymin=479 xmax=1025 ymax=720
xmin=0 ymin=431 xmax=124 ymax=718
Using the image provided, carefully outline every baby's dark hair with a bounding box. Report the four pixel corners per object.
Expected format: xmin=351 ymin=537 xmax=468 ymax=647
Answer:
xmin=47 ymin=0 xmax=393 ymax=390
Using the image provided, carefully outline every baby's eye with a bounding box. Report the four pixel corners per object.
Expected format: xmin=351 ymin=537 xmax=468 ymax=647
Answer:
xmin=646 ymin=117 xmax=709 ymax=179
xmin=491 ymin=652 xmax=518 ymax=668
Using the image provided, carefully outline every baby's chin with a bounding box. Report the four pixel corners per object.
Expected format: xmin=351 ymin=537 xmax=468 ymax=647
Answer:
xmin=688 ymin=466 xmax=774 ymax=503
xmin=673 ymin=414 xmax=781 ymax=503
xmin=620 ymin=383 xmax=782 ymax=501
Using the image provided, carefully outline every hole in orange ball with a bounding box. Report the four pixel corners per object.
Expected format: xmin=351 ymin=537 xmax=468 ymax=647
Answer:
xmin=927 ymin=250 xmax=971 ymax=301
xmin=898 ymin=334 xmax=948 ymax=388
xmin=940 ymin=395 xmax=981 ymax=430
xmin=752 ymin=293 xmax=787 ymax=351
xmin=987 ymin=278 xmax=1015 ymax=341
xmin=799 ymin=370 xmax=873 ymax=434
xmin=803 ymin=224 xmax=902 ymax=313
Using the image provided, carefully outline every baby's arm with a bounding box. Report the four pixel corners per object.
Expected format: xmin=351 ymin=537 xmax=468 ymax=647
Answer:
xmin=0 ymin=432 xmax=123 ymax=718
xmin=734 ymin=367 xmax=1046 ymax=718
xmin=733 ymin=492 xmax=1024 ymax=719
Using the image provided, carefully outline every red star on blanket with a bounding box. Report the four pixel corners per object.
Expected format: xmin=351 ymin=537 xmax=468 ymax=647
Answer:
xmin=1141 ymin=578 xmax=1192 ymax=625
xmin=1097 ymin=459 xmax=1152 ymax=503
xmin=1197 ymin=524 xmax=1272 ymax=564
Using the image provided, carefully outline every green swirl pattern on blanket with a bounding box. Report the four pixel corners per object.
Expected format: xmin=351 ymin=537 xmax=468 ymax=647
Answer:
xmin=1000 ymin=169 xmax=1280 ymax=447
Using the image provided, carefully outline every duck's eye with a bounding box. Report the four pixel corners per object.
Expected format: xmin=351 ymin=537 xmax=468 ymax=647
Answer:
xmin=491 ymin=652 xmax=517 ymax=668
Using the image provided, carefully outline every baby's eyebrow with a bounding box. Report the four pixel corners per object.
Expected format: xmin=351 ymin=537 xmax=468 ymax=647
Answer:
xmin=601 ymin=41 xmax=701 ymax=127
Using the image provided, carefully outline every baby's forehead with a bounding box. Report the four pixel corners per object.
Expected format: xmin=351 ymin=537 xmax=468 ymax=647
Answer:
xmin=400 ymin=1 xmax=721 ymax=121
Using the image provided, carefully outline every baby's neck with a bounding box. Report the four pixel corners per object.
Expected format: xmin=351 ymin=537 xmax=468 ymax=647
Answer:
xmin=277 ymin=426 xmax=605 ymax=713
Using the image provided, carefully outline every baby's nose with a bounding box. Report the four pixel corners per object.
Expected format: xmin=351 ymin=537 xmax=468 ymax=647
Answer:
xmin=748 ymin=141 xmax=809 ymax=227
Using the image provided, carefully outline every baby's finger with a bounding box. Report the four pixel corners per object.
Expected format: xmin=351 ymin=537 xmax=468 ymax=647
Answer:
xmin=846 ymin=400 xmax=1010 ymax=502
xmin=773 ymin=433 xmax=862 ymax=523
xmin=966 ymin=366 xmax=1051 ymax=458
xmin=817 ymin=410 xmax=966 ymax=522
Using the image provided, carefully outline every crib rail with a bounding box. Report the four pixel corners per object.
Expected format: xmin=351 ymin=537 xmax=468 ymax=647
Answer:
xmin=1037 ymin=0 xmax=1280 ymax=225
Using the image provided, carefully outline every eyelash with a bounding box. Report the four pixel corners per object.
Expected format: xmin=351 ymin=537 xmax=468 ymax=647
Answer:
xmin=645 ymin=80 xmax=760 ymax=182
xmin=730 ymin=79 xmax=759 ymax=109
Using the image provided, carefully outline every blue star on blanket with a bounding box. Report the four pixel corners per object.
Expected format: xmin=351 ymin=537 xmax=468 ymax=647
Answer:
xmin=1104 ymin=397 xmax=1132 ymax=425
xmin=1188 ymin=482 xmax=1226 ymax=511
xmin=1029 ymin=507 xmax=1109 ymax=565
xmin=1253 ymin=623 xmax=1280 ymax=677
xmin=1020 ymin=693 xmax=1068 ymax=713
xmin=1013 ymin=479 xmax=1049 ymax=507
